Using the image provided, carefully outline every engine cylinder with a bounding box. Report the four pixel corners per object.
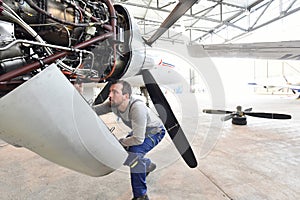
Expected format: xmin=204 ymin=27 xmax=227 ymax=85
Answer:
xmin=0 ymin=57 xmax=26 ymax=75
xmin=3 ymin=0 xmax=75 ymax=24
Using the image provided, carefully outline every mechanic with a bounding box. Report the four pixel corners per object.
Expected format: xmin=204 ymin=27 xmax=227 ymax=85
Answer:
xmin=94 ymin=80 xmax=165 ymax=200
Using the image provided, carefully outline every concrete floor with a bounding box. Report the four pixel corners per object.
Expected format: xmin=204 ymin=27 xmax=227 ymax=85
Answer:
xmin=0 ymin=93 xmax=299 ymax=200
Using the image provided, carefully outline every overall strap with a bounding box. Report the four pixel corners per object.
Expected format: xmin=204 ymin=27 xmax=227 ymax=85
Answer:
xmin=128 ymin=99 xmax=143 ymax=120
xmin=117 ymin=99 xmax=144 ymax=128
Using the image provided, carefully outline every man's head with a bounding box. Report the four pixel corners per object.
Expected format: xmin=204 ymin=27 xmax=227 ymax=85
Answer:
xmin=109 ymin=80 xmax=132 ymax=109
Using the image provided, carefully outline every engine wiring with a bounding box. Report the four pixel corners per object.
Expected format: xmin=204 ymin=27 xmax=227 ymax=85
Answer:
xmin=2 ymin=2 xmax=53 ymax=56
xmin=0 ymin=0 xmax=131 ymax=96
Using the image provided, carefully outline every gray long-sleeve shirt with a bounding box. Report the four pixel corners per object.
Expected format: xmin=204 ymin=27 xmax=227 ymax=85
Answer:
xmin=94 ymin=96 xmax=163 ymax=146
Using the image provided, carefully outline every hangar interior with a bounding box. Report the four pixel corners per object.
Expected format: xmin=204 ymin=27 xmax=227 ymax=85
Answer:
xmin=115 ymin=0 xmax=300 ymax=44
xmin=0 ymin=1 xmax=300 ymax=200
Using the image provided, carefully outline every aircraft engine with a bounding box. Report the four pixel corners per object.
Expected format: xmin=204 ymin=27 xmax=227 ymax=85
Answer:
xmin=0 ymin=0 xmax=142 ymax=96
xmin=0 ymin=0 xmax=199 ymax=171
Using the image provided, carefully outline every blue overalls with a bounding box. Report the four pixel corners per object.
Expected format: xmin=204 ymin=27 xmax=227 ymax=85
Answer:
xmin=124 ymin=126 xmax=165 ymax=198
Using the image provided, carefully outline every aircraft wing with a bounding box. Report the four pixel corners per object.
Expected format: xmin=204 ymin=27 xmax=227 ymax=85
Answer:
xmin=187 ymin=40 xmax=300 ymax=60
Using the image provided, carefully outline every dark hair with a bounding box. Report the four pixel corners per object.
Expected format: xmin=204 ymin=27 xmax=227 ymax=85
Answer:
xmin=112 ymin=80 xmax=132 ymax=97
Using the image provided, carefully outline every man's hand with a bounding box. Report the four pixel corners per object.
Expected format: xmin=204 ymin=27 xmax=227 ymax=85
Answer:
xmin=119 ymin=138 xmax=129 ymax=150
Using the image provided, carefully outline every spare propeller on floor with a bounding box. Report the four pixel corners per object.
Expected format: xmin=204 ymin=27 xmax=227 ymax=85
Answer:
xmin=203 ymin=106 xmax=292 ymax=125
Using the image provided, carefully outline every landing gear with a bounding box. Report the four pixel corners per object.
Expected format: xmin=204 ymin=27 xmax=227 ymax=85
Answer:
xmin=140 ymin=86 xmax=150 ymax=107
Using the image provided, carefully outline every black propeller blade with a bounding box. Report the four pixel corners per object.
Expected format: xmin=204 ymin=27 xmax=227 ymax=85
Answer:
xmin=93 ymin=81 xmax=112 ymax=105
xmin=244 ymin=112 xmax=292 ymax=119
xmin=142 ymin=70 xmax=197 ymax=168
xmin=203 ymin=109 xmax=233 ymax=114
xmin=244 ymin=108 xmax=252 ymax=112
xmin=145 ymin=0 xmax=198 ymax=46
xmin=221 ymin=114 xmax=234 ymax=121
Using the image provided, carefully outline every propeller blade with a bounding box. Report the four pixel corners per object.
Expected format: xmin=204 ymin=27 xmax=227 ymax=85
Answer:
xmin=244 ymin=112 xmax=292 ymax=119
xmin=221 ymin=114 xmax=234 ymax=121
xmin=244 ymin=108 xmax=252 ymax=112
xmin=145 ymin=0 xmax=198 ymax=46
xmin=142 ymin=70 xmax=197 ymax=168
xmin=93 ymin=81 xmax=112 ymax=105
xmin=203 ymin=109 xmax=233 ymax=114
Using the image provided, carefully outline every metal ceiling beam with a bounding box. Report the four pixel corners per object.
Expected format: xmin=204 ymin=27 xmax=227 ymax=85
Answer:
xmin=191 ymin=0 xmax=266 ymax=42
xmin=121 ymin=0 xmax=300 ymax=45
xmin=207 ymin=0 xmax=247 ymax=9
xmin=250 ymin=0 xmax=274 ymax=30
xmin=143 ymin=0 xmax=153 ymax=19
xmin=221 ymin=6 xmax=300 ymax=43
xmin=120 ymin=1 xmax=240 ymax=23
xmin=284 ymin=0 xmax=297 ymax=13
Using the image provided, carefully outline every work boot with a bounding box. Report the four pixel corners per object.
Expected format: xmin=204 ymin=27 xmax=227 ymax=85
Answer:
xmin=146 ymin=162 xmax=156 ymax=177
xmin=132 ymin=194 xmax=149 ymax=200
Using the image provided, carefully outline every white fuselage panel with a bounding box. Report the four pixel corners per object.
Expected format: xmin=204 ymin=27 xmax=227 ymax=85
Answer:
xmin=0 ymin=65 xmax=127 ymax=176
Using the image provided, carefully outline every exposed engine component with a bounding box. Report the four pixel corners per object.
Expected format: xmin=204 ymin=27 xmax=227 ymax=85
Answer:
xmin=0 ymin=20 xmax=25 ymax=75
xmin=0 ymin=0 xmax=132 ymax=96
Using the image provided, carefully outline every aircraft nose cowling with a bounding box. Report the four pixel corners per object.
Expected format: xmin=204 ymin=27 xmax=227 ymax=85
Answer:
xmin=0 ymin=64 xmax=127 ymax=177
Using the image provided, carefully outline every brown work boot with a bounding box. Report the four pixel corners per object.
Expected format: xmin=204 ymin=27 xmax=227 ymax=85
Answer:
xmin=132 ymin=194 xmax=149 ymax=200
xmin=146 ymin=162 xmax=156 ymax=177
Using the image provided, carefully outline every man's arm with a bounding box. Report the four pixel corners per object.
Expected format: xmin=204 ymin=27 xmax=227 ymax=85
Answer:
xmin=93 ymin=101 xmax=112 ymax=115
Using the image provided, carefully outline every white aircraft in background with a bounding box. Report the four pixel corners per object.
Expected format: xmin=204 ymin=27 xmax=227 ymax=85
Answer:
xmin=187 ymin=40 xmax=300 ymax=99
xmin=248 ymin=75 xmax=300 ymax=98
xmin=281 ymin=76 xmax=300 ymax=98
xmin=0 ymin=0 xmax=199 ymax=177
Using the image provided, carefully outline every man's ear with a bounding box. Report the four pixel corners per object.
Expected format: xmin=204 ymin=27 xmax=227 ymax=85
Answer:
xmin=123 ymin=93 xmax=129 ymax=100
